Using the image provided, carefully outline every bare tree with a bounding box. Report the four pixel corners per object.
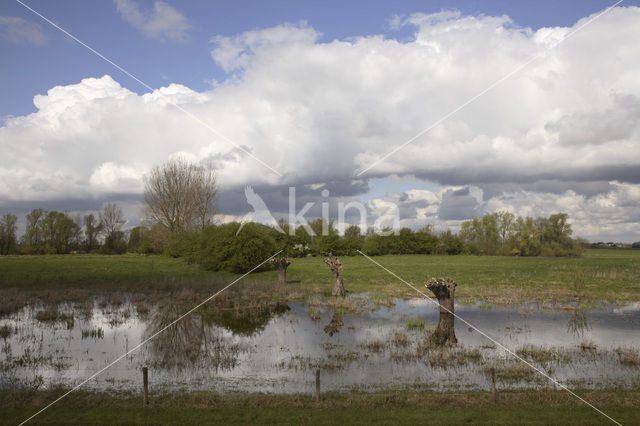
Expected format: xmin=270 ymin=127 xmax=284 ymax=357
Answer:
xmin=99 ymin=203 xmax=127 ymax=253
xmin=195 ymin=162 xmax=218 ymax=229
xmin=144 ymin=157 xmax=218 ymax=234
xmin=83 ymin=213 xmax=103 ymax=253
xmin=99 ymin=203 xmax=125 ymax=236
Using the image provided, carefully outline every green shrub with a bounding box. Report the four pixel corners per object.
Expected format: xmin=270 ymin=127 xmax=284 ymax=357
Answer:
xmin=435 ymin=230 xmax=464 ymax=255
xmin=164 ymin=231 xmax=199 ymax=262
xmin=195 ymin=222 xmax=277 ymax=273
xmin=194 ymin=224 xmax=238 ymax=271
xmin=224 ymin=223 xmax=277 ymax=272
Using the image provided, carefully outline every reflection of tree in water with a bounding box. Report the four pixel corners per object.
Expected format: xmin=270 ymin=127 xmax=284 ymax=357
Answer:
xmin=429 ymin=311 xmax=457 ymax=347
xmin=145 ymin=304 xmax=240 ymax=370
xmin=323 ymin=311 xmax=344 ymax=336
xmin=200 ymin=301 xmax=290 ymax=336
xmin=567 ymin=303 xmax=591 ymax=337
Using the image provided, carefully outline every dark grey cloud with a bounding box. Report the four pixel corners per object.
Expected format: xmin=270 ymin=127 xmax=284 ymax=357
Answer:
xmin=0 ymin=193 xmax=143 ymax=214
xmin=479 ymin=180 xmax=615 ymax=200
xmin=438 ymin=187 xmax=480 ymax=220
xmin=407 ymin=164 xmax=640 ymax=191
xmin=217 ymin=179 xmax=370 ymax=216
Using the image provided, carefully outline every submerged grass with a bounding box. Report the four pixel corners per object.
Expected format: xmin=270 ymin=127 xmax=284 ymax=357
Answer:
xmin=615 ymin=347 xmax=640 ymax=367
xmin=0 ymin=324 xmax=11 ymax=339
xmin=80 ymin=328 xmax=104 ymax=339
xmin=360 ymin=339 xmax=386 ymax=354
xmin=492 ymin=364 xmax=537 ymax=384
xmin=406 ymin=318 xmax=425 ymax=330
xmin=34 ymin=307 xmax=73 ymax=324
xmin=578 ymin=341 xmax=598 ymax=352
xmin=515 ymin=345 xmax=571 ymax=367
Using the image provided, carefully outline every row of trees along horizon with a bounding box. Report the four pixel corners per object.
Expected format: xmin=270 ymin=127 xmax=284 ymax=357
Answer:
xmin=0 ymin=158 xmax=611 ymax=270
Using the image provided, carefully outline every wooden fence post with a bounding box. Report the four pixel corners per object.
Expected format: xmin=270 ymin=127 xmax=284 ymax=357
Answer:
xmin=491 ymin=367 xmax=497 ymax=403
xmin=143 ymin=367 xmax=149 ymax=406
xmin=315 ymin=369 xmax=320 ymax=403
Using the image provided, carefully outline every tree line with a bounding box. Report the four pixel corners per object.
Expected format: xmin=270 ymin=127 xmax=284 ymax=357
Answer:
xmin=0 ymin=157 xmax=218 ymax=256
xmin=0 ymin=203 xmax=129 ymax=255
xmin=161 ymin=220 xmax=464 ymax=274
xmin=0 ymin=157 xmax=588 ymax=270
xmin=161 ymin=211 xmax=586 ymax=274
xmin=459 ymin=211 xmax=585 ymax=257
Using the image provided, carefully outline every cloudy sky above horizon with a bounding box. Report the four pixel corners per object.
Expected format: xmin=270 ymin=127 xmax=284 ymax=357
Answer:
xmin=1 ymin=0 xmax=640 ymax=242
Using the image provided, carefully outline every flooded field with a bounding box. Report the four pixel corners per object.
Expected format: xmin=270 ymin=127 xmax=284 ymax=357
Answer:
xmin=1 ymin=295 xmax=639 ymax=395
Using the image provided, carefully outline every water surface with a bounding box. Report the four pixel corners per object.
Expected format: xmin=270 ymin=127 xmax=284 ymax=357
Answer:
xmin=1 ymin=297 xmax=639 ymax=394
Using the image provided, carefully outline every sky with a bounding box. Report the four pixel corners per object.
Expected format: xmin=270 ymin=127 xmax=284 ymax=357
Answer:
xmin=1 ymin=0 xmax=639 ymax=242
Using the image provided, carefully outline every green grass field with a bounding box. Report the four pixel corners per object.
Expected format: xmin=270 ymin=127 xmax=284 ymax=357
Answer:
xmin=1 ymin=249 xmax=639 ymax=303
xmin=4 ymin=389 xmax=638 ymax=425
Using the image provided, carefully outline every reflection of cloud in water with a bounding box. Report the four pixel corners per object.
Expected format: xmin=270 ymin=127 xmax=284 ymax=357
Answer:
xmin=613 ymin=302 xmax=640 ymax=314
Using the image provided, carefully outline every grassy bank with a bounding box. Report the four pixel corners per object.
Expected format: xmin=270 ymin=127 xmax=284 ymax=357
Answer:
xmin=1 ymin=249 xmax=639 ymax=306
xmin=3 ymin=388 xmax=639 ymax=425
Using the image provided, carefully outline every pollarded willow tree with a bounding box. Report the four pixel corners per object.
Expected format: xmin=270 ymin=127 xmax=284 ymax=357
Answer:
xmin=144 ymin=157 xmax=218 ymax=234
xmin=324 ymin=254 xmax=346 ymax=298
xmin=426 ymin=277 xmax=457 ymax=346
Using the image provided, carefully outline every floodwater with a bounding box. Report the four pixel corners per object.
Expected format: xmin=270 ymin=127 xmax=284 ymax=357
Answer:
xmin=1 ymin=296 xmax=639 ymax=394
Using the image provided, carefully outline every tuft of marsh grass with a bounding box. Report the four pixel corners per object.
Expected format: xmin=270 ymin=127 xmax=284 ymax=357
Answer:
xmin=81 ymin=327 xmax=104 ymax=339
xmin=322 ymin=342 xmax=341 ymax=351
xmin=572 ymin=269 xmax=586 ymax=294
xmin=328 ymin=350 xmax=360 ymax=362
xmin=360 ymin=339 xmax=385 ymax=354
xmin=578 ymin=341 xmax=597 ymax=352
xmin=135 ymin=303 xmax=150 ymax=317
xmin=515 ymin=345 xmax=570 ymax=366
xmin=578 ymin=302 xmax=605 ymax=311
xmin=391 ymin=331 xmax=409 ymax=348
xmin=308 ymin=306 xmax=322 ymax=321
xmin=0 ymin=324 xmax=11 ymax=339
xmin=370 ymin=292 xmax=395 ymax=307
xmin=34 ymin=307 xmax=74 ymax=324
xmin=425 ymin=347 xmax=483 ymax=369
xmin=615 ymin=347 xmax=640 ymax=367
xmin=407 ymin=318 xmax=424 ymax=331
xmin=491 ymin=364 xmax=536 ymax=384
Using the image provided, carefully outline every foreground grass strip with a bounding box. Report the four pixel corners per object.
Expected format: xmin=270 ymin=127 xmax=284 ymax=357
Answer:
xmin=18 ymin=251 xmax=282 ymax=426
xmin=356 ymin=250 xmax=623 ymax=426
xmin=2 ymin=389 xmax=639 ymax=425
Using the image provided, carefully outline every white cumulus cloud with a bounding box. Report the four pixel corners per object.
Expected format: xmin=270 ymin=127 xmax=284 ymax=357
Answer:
xmin=1 ymin=7 xmax=640 ymax=241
